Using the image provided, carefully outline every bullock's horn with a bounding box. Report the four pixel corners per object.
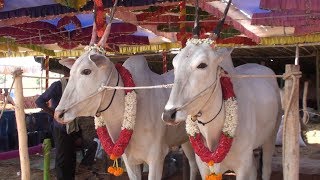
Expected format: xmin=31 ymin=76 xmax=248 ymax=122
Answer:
xmin=192 ymin=0 xmax=200 ymax=38
xmin=90 ymin=22 xmax=97 ymax=45
xmin=211 ymin=0 xmax=232 ymax=40
xmin=97 ymin=0 xmax=119 ymax=47
xmin=89 ymin=3 xmax=98 ymax=46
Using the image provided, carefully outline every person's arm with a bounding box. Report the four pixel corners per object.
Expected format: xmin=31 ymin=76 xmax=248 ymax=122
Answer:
xmin=35 ymin=82 xmax=59 ymax=117
xmin=7 ymin=96 xmax=15 ymax=106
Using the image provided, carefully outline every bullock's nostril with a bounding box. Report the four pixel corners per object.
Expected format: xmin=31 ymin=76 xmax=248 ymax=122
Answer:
xmin=171 ymin=110 xmax=177 ymax=119
xmin=162 ymin=108 xmax=177 ymax=122
xmin=58 ymin=110 xmax=65 ymax=119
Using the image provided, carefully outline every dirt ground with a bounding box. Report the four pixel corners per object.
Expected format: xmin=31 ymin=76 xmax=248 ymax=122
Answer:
xmin=0 ymin=123 xmax=319 ymax=180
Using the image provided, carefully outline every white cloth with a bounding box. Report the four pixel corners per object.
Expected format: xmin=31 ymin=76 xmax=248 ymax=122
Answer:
xmin=275 ymin=115 xmax=306 ymax=146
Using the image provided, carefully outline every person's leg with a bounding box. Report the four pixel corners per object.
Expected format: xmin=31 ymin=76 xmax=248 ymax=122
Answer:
xmin=80 ymin=140 xmax=98 ymax=167
xmin=54 ymin=127 xmax=76 ymax=180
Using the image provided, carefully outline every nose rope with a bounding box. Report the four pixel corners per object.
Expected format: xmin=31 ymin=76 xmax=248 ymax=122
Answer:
xmin=59 ymin=66 xmax=116 ymax=114
xmin=175 ymin=67 xmax=221 ymax=112
xmin=95 ymin=71 xmax=119 ymax=116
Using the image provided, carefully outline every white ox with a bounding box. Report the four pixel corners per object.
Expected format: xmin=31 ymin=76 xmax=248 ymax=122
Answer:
xmin=162 ymin=43 xmax=282 ymax=180
xmin=54 ymin=52 xmax=198 ymax=180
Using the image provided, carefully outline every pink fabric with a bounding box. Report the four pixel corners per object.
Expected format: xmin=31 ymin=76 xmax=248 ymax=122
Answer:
xmin=252 ymin=10 xmax=320 ymax=27
xmin=199 ymin=0 xmax=260 ymax=43
xmin=294 ymin=24 xmax=320 ymax=35
xmin=0 ymin=144 xmax=42 ymax=161
xmin=260 ymin=0 xmax=320 ymax=12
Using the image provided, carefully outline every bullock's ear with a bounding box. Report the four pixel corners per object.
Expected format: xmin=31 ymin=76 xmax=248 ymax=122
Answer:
xmin=215 ymin=47 xmax=233 ymax=64
xmin=59 ymin=58 xmax=76 ymax=69
xmin=89 ymin=54 xmax=108 ymax=67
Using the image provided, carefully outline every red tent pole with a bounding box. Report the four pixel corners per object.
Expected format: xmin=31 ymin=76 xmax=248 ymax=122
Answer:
xmin=179 ymin=0 xmax=187 ymax=48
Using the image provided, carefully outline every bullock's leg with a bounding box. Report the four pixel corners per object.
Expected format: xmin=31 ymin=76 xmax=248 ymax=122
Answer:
xmin=261 ymin=114 xmax=281 ymax=180
xmin=181 ymin=142 xmax=198 ymax=180
xmin=236 ymin=154 xmax=257 ymax=180
xmin=261 ymin=130 xmax=278 ymax=179
xmin=195 ymin=155 xmax=210 ymax=179
xmin=147 ymin=147 xmax=168 ymax=180
xmin=122 ymin=155 xmax=142 ymax=180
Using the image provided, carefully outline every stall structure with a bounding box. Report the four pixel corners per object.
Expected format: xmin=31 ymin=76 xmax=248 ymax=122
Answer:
xmin=0 ymin=0 xmax=319 ymax=180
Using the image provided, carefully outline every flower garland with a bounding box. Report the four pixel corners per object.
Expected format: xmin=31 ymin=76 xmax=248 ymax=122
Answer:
xmin=186 ymin=73 xmax=238 ymax=180
xmin=95 ymin=63 xmax=137 ymax=176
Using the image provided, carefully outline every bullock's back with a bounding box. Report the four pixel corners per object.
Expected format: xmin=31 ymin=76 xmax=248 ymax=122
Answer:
xmin=233 ymin=63 xmax=281 ymax=148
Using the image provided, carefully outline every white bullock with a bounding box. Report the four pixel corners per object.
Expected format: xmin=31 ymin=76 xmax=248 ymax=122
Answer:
xmin=162 ymin=41 xmax=282 ymax=180
xmin=54 ymin=52 xmax=198 ymax=180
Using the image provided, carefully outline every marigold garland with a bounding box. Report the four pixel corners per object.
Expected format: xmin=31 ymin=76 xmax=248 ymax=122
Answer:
xmin=186 ymin=71 xmax=238 ymax=180
xmin=95 ymin=63 xmax=137 ymax=176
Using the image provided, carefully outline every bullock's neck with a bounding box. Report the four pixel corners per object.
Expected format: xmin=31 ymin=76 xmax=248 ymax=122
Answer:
xmin=100 ymin=67 xmax=126 ymax=141
xmin=197 ymin=80 xmax=225 ymax=151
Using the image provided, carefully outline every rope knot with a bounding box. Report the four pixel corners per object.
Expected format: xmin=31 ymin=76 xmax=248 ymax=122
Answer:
xmin=282 ymin=71 xmax=302 ymax=80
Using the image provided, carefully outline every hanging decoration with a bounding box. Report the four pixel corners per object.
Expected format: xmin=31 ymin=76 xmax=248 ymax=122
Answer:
xmin=0 ymin=0 xmax=4 ymax=9
xmin=93 ymin=0 xmax=107 ymax=38
xmin=186 ymin=71 xmax=238 ymax=180
xmin=95 ymin=64 xmax=137 ymax=177
xmin=54 ymin=0 xmax=90 ymax=10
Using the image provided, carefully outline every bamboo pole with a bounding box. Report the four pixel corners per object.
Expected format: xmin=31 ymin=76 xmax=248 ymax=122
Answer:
xmin=13 ymin=68 xmax=30 ymax=180
xmin=282 ymin=64 xmax=300 ymax=180
xmin=43 ymin=139 xmax=51 ymax=180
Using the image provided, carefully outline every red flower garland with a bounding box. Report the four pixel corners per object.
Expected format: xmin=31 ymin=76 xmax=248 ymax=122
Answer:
xmin=189 ymin=74 xmax=236 ymax=164
xmin=96 ymin=63 xmax=135 ymax=160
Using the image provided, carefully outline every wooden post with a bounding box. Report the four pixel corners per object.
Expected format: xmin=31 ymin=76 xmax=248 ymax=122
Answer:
xmin=316 ymin=51 xmax=320 ymax=111
xmin=45 ymin=56 xmax=49 ymax=90
xmin=282 ymin=64 xmax=300 ymax=180
xmin=13 ymin=68 xmax=30 ymax=180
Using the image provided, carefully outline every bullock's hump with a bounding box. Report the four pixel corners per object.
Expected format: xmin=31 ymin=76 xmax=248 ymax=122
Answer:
xmin=122 ymin=55 xmax=151 ymax=74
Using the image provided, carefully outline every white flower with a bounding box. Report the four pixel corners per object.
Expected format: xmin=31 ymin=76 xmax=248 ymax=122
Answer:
xmin=94 ymin=90 xmax=137 ymax=130
xmin=187 ymin=38 xmax=215 ymax=46
xmin=84 ymin=44 xmax=106 ymax=54
xmin=222 ymin=98 xmax=238 ymax=137
xmin=186 ymin=98 xmax=238 ymax=138
xmin=186 ymin=115 xmax=200 ymax=136
xmin=122 ymin=91 xmax=137 ymax=130
xmin=94 ymin=115 xmax=106 ymax=129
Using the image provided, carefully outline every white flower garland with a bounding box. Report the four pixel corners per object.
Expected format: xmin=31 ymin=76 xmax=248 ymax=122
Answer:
xmin=94 ymin=91 xmax=137 ymax=130
xmin=186 ymin=97 xmax=238 ymax=138
xmin=222 ymin=98 xmax=238 ymax=137
xmin=84 ymin=44 xmax=106 ymax=54
xmin=187 ymin=38 xmax=215 ymax=46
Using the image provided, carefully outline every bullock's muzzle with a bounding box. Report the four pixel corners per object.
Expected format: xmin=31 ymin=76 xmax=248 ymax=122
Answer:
xmin=162 ymin=108 xmax=177 ymax=124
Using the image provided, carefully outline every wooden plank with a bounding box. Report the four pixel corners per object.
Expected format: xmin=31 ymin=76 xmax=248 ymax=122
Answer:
xmin=283 ymin=64 xmax=301 ymax=180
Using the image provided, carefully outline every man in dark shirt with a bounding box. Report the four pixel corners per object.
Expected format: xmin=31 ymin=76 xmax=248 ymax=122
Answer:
xmin=35 ymin=70 xmax=95 ymax=180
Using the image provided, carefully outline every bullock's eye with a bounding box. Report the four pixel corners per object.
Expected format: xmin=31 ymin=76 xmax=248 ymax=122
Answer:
xmin=81 ymin=69 xmax=91 ymax=75
xmin=197 ymin=63 xmax=208 ymax=69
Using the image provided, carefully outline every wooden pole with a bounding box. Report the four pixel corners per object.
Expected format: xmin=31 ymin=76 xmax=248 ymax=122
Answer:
xmin=45 ymin=56 xmax=49 ymax=90
xmin=302 ymin=81 xmax=309 ymax=126
xmin=13 ymin=68 xmax=30 ymax=180
xmin=162 ymin=51 xmax=167 ymax=73
xmin=316 ymin=51 xmax=320 ymax=111
xmin=282 ymin=64 xmax=300 ymax=180
xmin=179 ymin=0 xmax=187 ymax=48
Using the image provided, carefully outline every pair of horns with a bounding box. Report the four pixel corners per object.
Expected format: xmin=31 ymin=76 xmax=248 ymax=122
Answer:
xmin=90 ymin=0 xmax=119 ymax=47
xmin=192 ymin=0 xmax=233 ymax=40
